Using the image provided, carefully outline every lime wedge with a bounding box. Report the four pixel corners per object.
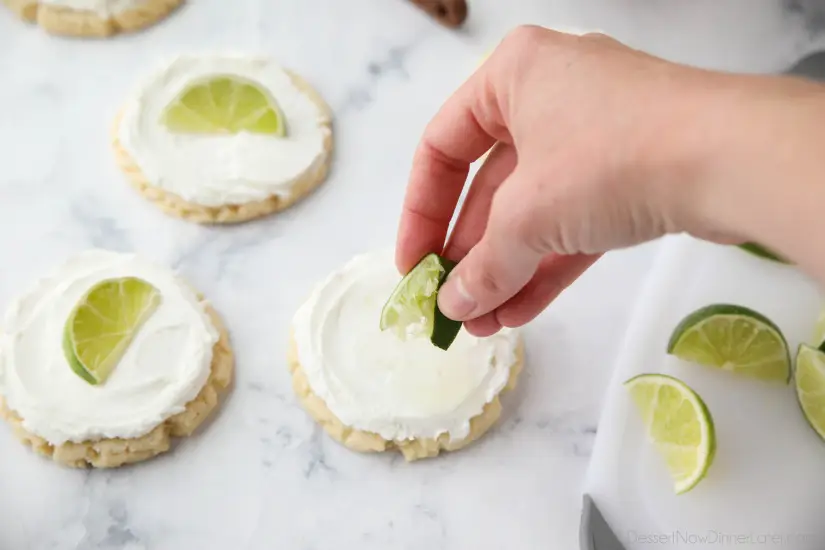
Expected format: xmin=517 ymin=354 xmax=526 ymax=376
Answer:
xmin=160 ymin=76 xmax=286 ymax=136
xmin=737 ymin=242 xmax=789 ymax=264
xmin=667 ymin=304 xmax=791 ymax=383
xmin=625 ymin=373 xmax=716 ymax=494
xmin=63 ymin=277 xmax=162 ymax=385
xmin=794 ymin=344 xmax=825 ymax=441
xmin=380 ymin=253 xmax=462 ymax=351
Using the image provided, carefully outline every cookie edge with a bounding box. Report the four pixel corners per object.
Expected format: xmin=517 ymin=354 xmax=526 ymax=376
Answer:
xmin=287 ymin=332 xmax=525 ymax=461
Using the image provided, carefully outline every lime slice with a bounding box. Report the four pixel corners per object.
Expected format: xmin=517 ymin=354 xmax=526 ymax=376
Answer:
xmin=667 ymin=304 xmax=791 ymax=383
xmin=160 ymin=76 xmax=286 ymax=136
xmin=380 ymin=253 xmax=462 ymax=351
xmin=795 ymin=344 xmax=825 ymax=441
xmin=63 ymin=277 xmax=162 ymax=385
xmin=624 ymin=373 xmax=716 ymax=494
xmin=737 ymin=242 xmax=789 ymax=264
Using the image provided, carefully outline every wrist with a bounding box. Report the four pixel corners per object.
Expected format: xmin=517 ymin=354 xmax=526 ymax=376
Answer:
xmin=632 ymin=67 xmax=743 ymax=239
xmin=650 ymin=71 xmax=825 ymax=247
xmin=668 ymin=71 xmax=825 ymax=280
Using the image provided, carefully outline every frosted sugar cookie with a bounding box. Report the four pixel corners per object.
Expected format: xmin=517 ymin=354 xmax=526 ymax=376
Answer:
xmin=0 ymin=250 xmax=233 ymax=468
xmin=113 ymin=55 xmax=334 ymax=224
xmin=2 ymin=0 xmax=182 ymax=38
xmin=289 ymin=250 xmax=523 ymax=461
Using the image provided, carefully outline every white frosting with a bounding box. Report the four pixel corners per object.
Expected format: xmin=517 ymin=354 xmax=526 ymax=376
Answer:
xmin=119 ymin=55 xmax=331 ymax=207
xmin=0 ymin=250 xmax=218 ymax=445
xmin=293 ymin=250 xmax=520 ymax=442
xmin=38 ymin=0 xmax=139 ymax=16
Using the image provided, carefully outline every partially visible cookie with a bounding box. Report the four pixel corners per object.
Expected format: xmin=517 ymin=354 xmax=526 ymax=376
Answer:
xmin=113 ymin=55 xmax=334 ymax=224
xmin=2 ymin=0 xmax=183 ymax=38
xmin=0 ymin=250 xmax=234 ymax=468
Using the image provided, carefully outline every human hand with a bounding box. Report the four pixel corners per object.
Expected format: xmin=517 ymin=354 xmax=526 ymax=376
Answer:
xmin=395 ymin=25 xmax=727 ymax=336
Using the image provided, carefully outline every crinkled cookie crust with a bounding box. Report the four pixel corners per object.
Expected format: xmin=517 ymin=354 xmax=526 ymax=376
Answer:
xmin=2 ymin=0 xmax=183 ymax=37
xmin=0 ymin=301 xmax=233 ymax=468
xmin=288 ymin=334 xmax=524 ymax=461
xmin=111 ymin=70 xmax=334 ymax=225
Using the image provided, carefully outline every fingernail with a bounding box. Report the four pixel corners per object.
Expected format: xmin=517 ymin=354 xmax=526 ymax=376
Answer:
xmin=438 ymin=276 xmax=477 ymax=319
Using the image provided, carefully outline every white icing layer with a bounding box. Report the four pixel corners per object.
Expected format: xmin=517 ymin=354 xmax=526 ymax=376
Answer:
xmin=0 ymin=250 xmax=218 ymax=445
xmin=119 ymin=55 xmax=331 ymax=207
xmin=39 ymin=0 xmax=139 ymax=17
xmin=293 ymin=250 xmax=520 ymax=442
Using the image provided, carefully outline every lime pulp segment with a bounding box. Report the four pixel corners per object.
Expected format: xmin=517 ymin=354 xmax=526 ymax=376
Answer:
xmin=667 ymin=304 xmax=791 ymax=383
xmin=161 ymin=75 xmax=286 ymax=136
xmin=63 ymin=277 xmax=162 ymax=385
xmin=380 ymin=253 xmax=462 ymax=351
xmin=624 ymin=373 xmax=716 ymax=495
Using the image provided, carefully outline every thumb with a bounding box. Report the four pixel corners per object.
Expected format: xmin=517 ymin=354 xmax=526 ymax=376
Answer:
xmin=437 ymin=173 xmax=545 ymax=321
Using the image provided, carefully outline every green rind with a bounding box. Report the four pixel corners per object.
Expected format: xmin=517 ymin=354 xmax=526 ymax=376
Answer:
xmin=431 ymin=257 xmax=462 ymax=351
xmin=623 ymin=373 xmax=716 ymax=495
xmin=794 ymin=344 xmax=825 ymax=442
xmin=62 ymin=327 xmax=98 ymax=385
xmin=666 ymin=303 xmax=791 ymax=383
xmin=737 ymin=242 xmax=790 ymax=264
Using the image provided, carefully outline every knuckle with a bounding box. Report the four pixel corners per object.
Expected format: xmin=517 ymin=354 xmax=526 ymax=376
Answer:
xmin=516 ymin=216 xmax=555 ymax=255
xmin=502 ymin=184 xmax=564 ymax=255
xmin=580 ymin=30 xmax=609 ymax=42
xmin=473 ymin=259 xmax=506 ymax=297
xmin=578 ymin=31 xmax=618 ymax=51
xmin=492 ymin=184 xmax=549 ymax=251
xmin=501 ymin=24 xmax=546 ymax=51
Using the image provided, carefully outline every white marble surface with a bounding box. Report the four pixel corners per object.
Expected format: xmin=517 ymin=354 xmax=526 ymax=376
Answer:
xmin=0 ymin=1 xmax=823 ymax=548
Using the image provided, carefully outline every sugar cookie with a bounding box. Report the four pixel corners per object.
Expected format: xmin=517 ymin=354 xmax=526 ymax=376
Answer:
xmin=113 ymin=55 xmax=333 ymax=224
xmin=0 ymin=250 xmax=233 ymax=468
xmin=289 ymin=249 xmax=524 ymax=461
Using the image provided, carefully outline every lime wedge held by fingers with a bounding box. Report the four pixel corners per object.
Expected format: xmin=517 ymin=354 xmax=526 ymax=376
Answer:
xmin=161 ymin=75 xmax=286 ymax=136
xmin=625 ymin=373 xmax=716 ymax=494
xmin=667 ymin=304 xmax=791 ymax=383
xmin=63 ymin=277 xmax=162 ymax=385
xmin=794 ymin=344 xmax=825 ymax=442
xmin=380 ymin=253 xmax=462 ymax=351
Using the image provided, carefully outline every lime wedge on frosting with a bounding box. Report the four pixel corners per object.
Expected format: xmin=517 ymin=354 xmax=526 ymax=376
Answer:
xmin=63 ymin=277 xmax=162 ymax=385
xmin=161 ymin=75 xmax=286 ymax=136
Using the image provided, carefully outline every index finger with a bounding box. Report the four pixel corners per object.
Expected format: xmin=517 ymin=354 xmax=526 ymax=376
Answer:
xmin=395 ymin=65 xmax=508 ymax=274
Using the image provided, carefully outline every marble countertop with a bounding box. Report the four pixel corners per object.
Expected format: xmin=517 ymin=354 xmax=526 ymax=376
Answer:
xmin=0 ymin=1 xmax=823 ymax=548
